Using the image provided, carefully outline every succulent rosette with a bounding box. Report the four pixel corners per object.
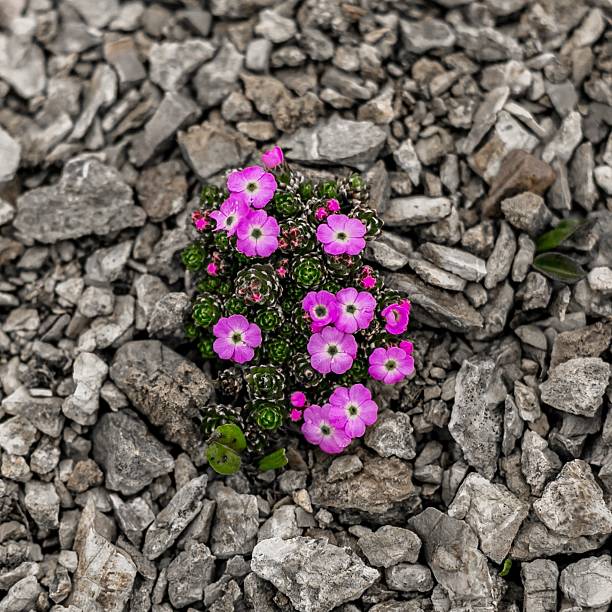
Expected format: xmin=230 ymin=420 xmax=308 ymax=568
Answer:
xmin=182 ymin=146 xmax=415 ymax=473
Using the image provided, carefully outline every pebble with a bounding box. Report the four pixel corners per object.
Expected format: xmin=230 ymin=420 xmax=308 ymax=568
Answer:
xmin=385 ymin=563 xmax=434 ymax=593
xmin=408 ymin=257 xmax=467 ymax=292
xmin=418 ymin=243 xmax=486 ymax=282
xmin=521 ymin=559 xmax=558 ymax=612
xmin=382 ymin=197 xmax=451 ymax=227
xmin=195 ymin=41 xmax=244 ymax=109
xmin=24 ymin=480 xmax=60 ymax=530
xmin=363 ymin=410 xmax=417 ymax=461
xmin=167 ymin=542 xmax=215 ymax=608
xmin=0 ymin=126 xmax=21 ymax=183
xmin=358 ymin=526 xmax=421 ymax=568
xmin=149 ymin=40 xmax=215 ymax=92
xmin=559 ymin=554 xmax=612 ymax=609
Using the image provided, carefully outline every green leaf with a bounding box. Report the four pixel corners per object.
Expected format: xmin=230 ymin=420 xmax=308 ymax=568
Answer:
xmin=214 ymin=423 xmax=247 ymax=452
xmin=536 ymin=219 xmax=586 ymax=253
xmin=533 ymin=252 xmax=587 ymax=284
xmin=499 ymin=558 xmax=512 ymax=577
xmin=258 ymin=448 xmax=288 ymax=472
xmin=206 ymin=442 xmax=241 ymax=475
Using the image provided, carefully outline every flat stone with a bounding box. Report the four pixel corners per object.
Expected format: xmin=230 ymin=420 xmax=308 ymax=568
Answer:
xmin=136 ymin=160 xmax=187 ymax=222
xmin=147 ymin=292 xmax=191 ymax=340
xmin=143 ymin=475 xmax=208 ymax=560
xmin=408 ymin=507 xmax=496 ymax=605
xmin=588 ymin=266 xmax=612 ymax=294
xmin=195 ymin=41 xmax=244 ymax=109
xmin=62 ymin=352 xmax=109 ymax=426
xmin=257 ymin=505 xmax=301 ymax=542
xmin=418 ymin=243 xmax=486 ymax=282
xmin=385 ymin=272 xmax=483 ymax=333
xmin=146 ymin=227 xmax=191 ymax=284
xmin=521 ymin=559 xmax=558 ymax=612
xmin=149 ymin=39 xmax=215 ymax=91
xmin=408 ymin=257 xmax=467 ymax=292
xmin=0 ymin=576 xmax=42 ymax=612
xmin=0 ymin=415 xmax=38 ymax=456
xmin=455 ymin=23 xmax=522 ymax=61
xmin=109 ymin=494 xmax=155 ymax=544
xmin=252 ymin=536 xmax=379 ymax=612
xmin=14 ymin=157 xmax=145 ymax=244
xmin=209 ymin=485 xmax=259 ymax=559
xmin=382 ymin=197 xmax=451 ymax=227
xmin=448 ymin=357 xmax=505 ymax=480
xmin=448 ymin=472 xmax=528 ymax=564
xmin=24 ymin=480 xmax=59 ymax=530
xmin=385 ymin=564 xmax=434 ymax=593
xmin=358 ymin=526 xmax=421 ymax=568
xmin=280 ymin=116 xmax=386 ymax=168
xmin=364 ymin=241 xmax=409 ymax=271
xmin=69 ymin=499 xmax=137 ymax=612
xmin=483 ymin=150 xmax=556 ymax=217
xmin=542 ymin=111 xmax=583 ymax=164
xmin=551 ymin=322 xmax=612 ymax=367
xmin=521 ymin=430 xmax=562 ymax=496
xmin=501 ymin=192 xmax=552 ymax=236
xmin=393 ymin=140 xmax=421 ymax=184
xmin=594 ymin=165 xmax=612 ymax=195
xmin=85 ymin=241 xmax=133 ymax=283
xmin=178 ymin=121 xmax=253 ymax=181
xmin=85 ymin=295 xmax=135 ymax=350
xmin=484 ymin=221 xmax=516 ymax=289
xmin=103 ymin=37 xmax=146 ymax=87
xmin=110 ymin=340 xmax=213 ymax=461
xmin=92 ymin=411 xmax=174 ymax=496
xmin=130 ymin=92 xmax=200 ymax=167
xmin=400 ymin=18 xmax=455 ymax=53
xmin=309 ymin=450 xmax=420 ymax=524
xmin=559 ymin=555 xmax=612 ymax=609
xmin=0 ymin=33 xmax=46 ymax=98
xmin=167 ymin=542 xmax=215 ymax=608
xmin=255 ymin=9 xmax=297 ymax=43
xmin=364 ymin=410 xmax=417 ymax=461
xmin=0 ymin=126 xmax=21 ymax=182
xmin=2 ymin=386 xmax=63 ymax=437
xmin=461 ymin=86 xmax=510 ymax=155
xmin=540 ymin=357 xmax=610 ymax=417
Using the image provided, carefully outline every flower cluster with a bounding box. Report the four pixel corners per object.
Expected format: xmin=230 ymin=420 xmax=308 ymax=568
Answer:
xmin=182 ymin=146 xmax=415 ymax=472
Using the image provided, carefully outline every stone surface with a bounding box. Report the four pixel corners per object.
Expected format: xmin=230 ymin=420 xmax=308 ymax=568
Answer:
xmin=167 ymin=542 xmax=215 ymax=608
xmin=448 ymin=357 xmax=505 ymax=480
xmin=136 ymin=161 xmax=187 ymax=222
xmin=559 ymin=555 xmax=612 ymax=609
xmin=143 ymin=475 xmax=208 ymax=560
xmin=62 ymin=352 xmax=108 ymax=426
xmin=149 ymin=40 xmax=215 ymax=92
xmin=24 ymin=480 xmax=60 ymax=529
xmin=418 ymin=243 xmax=486 ymax=282
xmin=92 ymin=411 xmax=174 ymax=496
xmin=14 ymin=157 xmax=145 ymax=244
xmin=501 ymin=192 xmax=552 ymax=236
xmin=385 ymin=564 xmax=434 ymax=593
xmin=0 ymin=126 xmax=21 ymax=183
xmin=521 ymin=559 xmax=558 ymax=612
xmin=195 ymin=41 xmax=244 ymax=108
xmin=0 ymin=33 xmax=46 ymax=98
xmin=448 ymin=472 xmax=528 ymax=563
xmin=252 ymin=536 xmax=379 ymax=612
xmin=358 ymin=526 xmax=421 ymax=568
xmin=382 ymin=197 xmax=451 ymax=227
xmin=364 ymin=410 xmax=417 ymax=460
xmin=109 ymin=340 xmax=213 ymax=460
xmin=540 ymin=357 xmax=610 ymax=417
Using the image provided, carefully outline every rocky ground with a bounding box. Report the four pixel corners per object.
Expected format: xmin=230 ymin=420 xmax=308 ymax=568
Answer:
xmin=1 ymin=0 xmax=612 ymax=611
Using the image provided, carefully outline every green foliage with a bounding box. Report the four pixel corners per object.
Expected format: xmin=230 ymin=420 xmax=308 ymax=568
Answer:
xmin=258 ymin=448 xmax=288 ymax=471
xmin=206 ymin=424 xmax=247 ymax=475
xmin=499 ymin=559 xmax=512 ymax=577
xmin=536 ymin=218 xmax=587 ymax=253
xmin=533 ymin=252 xmax=587 ymax=283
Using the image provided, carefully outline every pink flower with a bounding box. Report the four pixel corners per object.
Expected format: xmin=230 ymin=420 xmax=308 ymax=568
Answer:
xmin=236 ymin=210 xmax=279 ymax=257
xmin=381 ymin=300 xmax=411 ymax=335
xmin=335 ymin=288 xmax=376 ymax=334
xmin=301 ymin=404 xmax=351 ymax=454
xmin=227 ymin=166 xmax=277 ymax=209
xmin=210 ymin=195 xmax=250 ymax=236
xmin=368 ymin=346 xmax=414 ymax=384
xmin=291 ymin=391 xmax=307 ymax=408
xmin=261 ymin=145 xmax=284 ymax=169
xmin=315 ymin=207 xmax=328 ymax=221
xmin=212 ymin=315 xmax=262 ymax=364
xmin=327 ymin=198 xmax=340 ymax=212
xmin=206 ymin=262 xmax=218 ymax=276
xmin=290 ymin=409 xmax=303 ymax=422
xmin=316 ymin=214 xmax=366 ymax=256
xmin=361 ymin=275 xmax=376 ymax=289
xmin=328 ymin=384 xmax=378 ymax=438
xmin=302 ymin=290 xmax=339 ymax=331
xmin=400 ymin=340 xmax=414 ymax=355
xmin=307 ymin=326 xmax=357 ymax=375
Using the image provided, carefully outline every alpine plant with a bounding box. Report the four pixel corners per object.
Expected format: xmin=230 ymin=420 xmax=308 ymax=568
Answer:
xmin=182 ymin=146 xmax=414 ymax=474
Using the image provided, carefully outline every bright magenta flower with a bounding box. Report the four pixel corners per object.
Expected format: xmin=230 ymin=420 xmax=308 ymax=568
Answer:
xmin=307 ymin=326 xmax=357 ymax=375
xmin=316 ymin=214 xmax=366 ymax=255
xmin=290 ymin=391 xmax=307 ymax=408
xmin=328 ymin=384 xmax=378 ymax=438
xmin=261 ymin=145 xmax=284 ymax=168
xmin=368 ymin=346 xmax=414 ymax=384
xmin=212 ymin=315 xmax=262 ymax=364
xmin=302 ymin=290 xmax=339 ymax=331
xmin=335 ymin=288 xmax=376 ymax=334
xmin=236 ymin=210 xmax=279 ymax=257
xmin=227 ymin=165 xmax=277 ymax=209
xmin=381 ymin=300 xmax=411 ymax=335
xmin=210 ymin=195 xmax=250 ymax=236
xmin=301 ymin=404 xmax=351 ymax=454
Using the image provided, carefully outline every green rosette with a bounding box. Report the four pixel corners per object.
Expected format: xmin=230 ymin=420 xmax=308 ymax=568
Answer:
xmin=235 ymin=263 xmax=281 ymax=307
xmin=181 ymin=242 xmax=206 ymax=272
xmin=248 ymin=400 xmax=285 ymax=430
xmin=290 ymin=353 xmax=324 ymax=388
xmin=197 ymin=336 xmax=215 ymax=359
xmin=245 ymin=365 xmax=286 ymax=400
xmin=225 ymin=296 xmax=249 ymax=316
xmin=266 ymin=338 xmax=292 ymax=365
xmin=273 ymin=192 xmax=301 ymax=217
xmin=254 ymin=307 xmax=284 ymax=333
xmin=292 ymin=254 xmax=325 ymax=289
xmin=192 ymin=293 xmax=222 ymax=327
xmin=352 ymin=206 xmax=383 ymax=238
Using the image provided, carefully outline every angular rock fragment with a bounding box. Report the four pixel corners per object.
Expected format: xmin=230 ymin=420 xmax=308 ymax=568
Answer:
xmin=400 ymin=18 xmax=456 ymax=53
xmin=448 ymin=473 xmax=528 ymax=563
xmin=143 ymin=475 xmax=208 ymax=560
xmin=149 ymin=40 xmax=215 ymax=92
xmin=484 ymin=221 xmax=516 ymax=289
xmin=24 ymin=480 xmax=60 ymax=530
xmin=92 ymin=411 xmax=174 ymax=496
xmin=14 ymin=158 xmax=146 ymax=244
xmin=252 ymin=536 xmax=379 ymax=612
xmin=358 ymin=526 xmax=421 ymax=568
xmin=0 ymin=126 xmax=20 ymax=183
xmin=2 ymin=387 xmax=63 ymax=437
xmin=521 ymin=430 xmax=562 ymax=496
xmin=382 ymin=197 xmax=451 ymax=227
xmin=385 ymin=564 xmax=434 ymax=593
xmin=501 ymin=192 xmax=552 ymax=236
xmin=521 ymin=559 xmax=558 ymax=612
xmin=550 ymin=322 xmax=612 ymax=367
xmin=419 ymin=243 xmax=486 ymax=282
xmin=364 ymin=410 xmax=417 ymax=460
xmin=448 ymin=357 xmax=505 ymax=479
xmin=135 ymin=160 xmax=187 ymax=222
xmin=110 ymin=340 xmax=213 ymax=459
xmin=195 ymin=41 xmax=244 ymax=108
xmin=167 ymin=542 xmax=215 ymax=608
xmin=540 ymin=357 xmax=610 ymax=417
xmin=0 ymin=33 xmax=46 ymax=98
xmin=559 ymin=555 xmax=612 ymax=608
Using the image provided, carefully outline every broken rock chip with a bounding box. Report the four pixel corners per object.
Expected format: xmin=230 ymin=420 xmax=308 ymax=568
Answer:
xmin=69 ymin=499 xmax=137 ymax=612
xmin=358 ymin=526 xmax=421 ymax=568
xmin=0 ymin=126 xmax=21 ymax=183
xmin=521 ymin=559 xmax=558 ymax=612
xmin=382 ymin=197 xmax=451 ymax=227
xmin=449 ymin=357 xmax=505 ymax=480
xmin=252 ymin=536 xmax=379 ymax=612
xmin=540 ymin=357 xmax=610 ymax=417
xmin=559 ymin=554 xmax=612 ymax=609
xmin=110 ymin=340 xmax=213 ymax=460
xmin=533 ymin=460 xmax=612 ymax=539
xmin=14 ymin=157 xmax=146 ymax=244
xmin=418 ymin=243 xmax=486 ymax=282
xmin=448 ymin=472 xmax=528 ymax=564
